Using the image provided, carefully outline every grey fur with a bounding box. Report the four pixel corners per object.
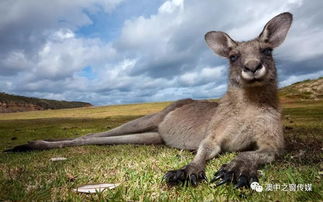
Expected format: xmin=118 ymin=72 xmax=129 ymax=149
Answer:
xmin=6 ymin=12 xmax=293 ymax=187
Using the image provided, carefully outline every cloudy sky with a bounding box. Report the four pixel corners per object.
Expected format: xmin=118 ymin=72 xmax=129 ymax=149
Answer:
xmin=0 ymin=0 xmax=322 ymax=105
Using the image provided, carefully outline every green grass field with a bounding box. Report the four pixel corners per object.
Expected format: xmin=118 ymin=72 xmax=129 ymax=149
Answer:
xmin=0 ymin=100 xmax=322 ymax=201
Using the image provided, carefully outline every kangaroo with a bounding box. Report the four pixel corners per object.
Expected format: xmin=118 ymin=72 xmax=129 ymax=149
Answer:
xmin=5 ymin=12 xmax=293 ymax=188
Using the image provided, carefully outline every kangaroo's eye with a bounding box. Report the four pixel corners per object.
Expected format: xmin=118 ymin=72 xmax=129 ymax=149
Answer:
xmin=262 ymin=48 xmax=272 ymax=56
xmin=229 ymin=55 xmax=239 ymax=62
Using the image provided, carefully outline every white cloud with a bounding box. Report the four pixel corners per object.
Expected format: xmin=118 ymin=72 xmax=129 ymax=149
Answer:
xmin=159 ymin=0 xmax=184 ymax=14
xmin=179 ymin=66 xmax=225 ymax=86
xmin=200 ymin=66 xmax=225 ymax=82
xmin=52 ymin=29 xmax=75 ymax=40
xmin=2 ymin=50 xmax=31 ymax=71
xmin=278 ymin=26 xmax=323 ymax=61
xmin=179 ymin=72 xmax=198 ymax=86
xmin=28 ymin=30 xmax=116 ymax=80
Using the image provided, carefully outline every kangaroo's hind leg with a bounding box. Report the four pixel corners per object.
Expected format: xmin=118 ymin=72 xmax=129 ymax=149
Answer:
xmin=5 ymin=132 xmax=163 ymax=152
xmin=80 ymin=98 xmax=194 ymax=139
xmin=80 ymin=113 xmax=161 ymax=139
xmin=4 ymin=99 xmax=194 ymax=152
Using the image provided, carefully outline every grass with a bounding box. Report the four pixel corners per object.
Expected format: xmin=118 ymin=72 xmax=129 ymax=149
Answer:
xmin=0 ymin=100 xmax=322 ymax=201
xmin=279 ymin=77 xmax=323 ymax=101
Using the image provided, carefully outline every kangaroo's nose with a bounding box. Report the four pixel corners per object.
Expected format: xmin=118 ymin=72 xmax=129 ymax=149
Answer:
xmin=243 ymin=60 xmax=262 ymax=73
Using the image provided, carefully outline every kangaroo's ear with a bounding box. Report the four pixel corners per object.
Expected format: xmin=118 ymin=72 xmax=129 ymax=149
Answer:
xmin=259 ymin=12 xmax=293 ymax=48
xmin=205 ymin=31 xmax=237 ymax=58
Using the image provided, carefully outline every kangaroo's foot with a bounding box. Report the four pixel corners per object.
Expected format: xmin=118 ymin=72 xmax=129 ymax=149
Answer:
xmin=163 ymin=163 xmax=207 ymax=186
xmin=4 ymin=140 xmax=50 ymax=152
xmin=210 ymin=161 xmax=258 ymax=189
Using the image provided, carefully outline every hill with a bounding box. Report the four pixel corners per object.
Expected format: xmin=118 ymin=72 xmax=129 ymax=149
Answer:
xmin=0 ymin=92 xmax=92 ymax=113
xmin=279 ymin=77 xmax=323 ymax=101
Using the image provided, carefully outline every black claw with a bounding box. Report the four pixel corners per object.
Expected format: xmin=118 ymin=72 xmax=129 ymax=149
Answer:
xmin=163 ymin=173 xmax=170 ymax=181
xmin=210 ymin=175 xmax=221 ymax=183
xmin=216 ymin=171 xmax=234 ymax=187
xmin=234 ymin=175 xmax=248 ymax=189
xmin=211 ymin=163 xmax=260 ymax=189
xmin=164 ymin=168 xmax=205 ymax=187
xmin=213 ymin=171 xmax=220 ymax=177
xmin=181 ymin=179 xmax=186 ymax=186
xmin=164 ymin=171 xmax=171 ymax=178
xmin=212 ymin=165 xmax=227 ymax=178
xmin=215 ymin=178 xmax=228 ymax=186
xmin=199 ymin=172 xmax=207 ymax=181
xmin=213 ymin=165 xmax=226 ymax=176
xmin=225 ymin=171 xmax=234 ymax=181
xmin=164 ymin=165 xmax=207 ymax=187
xmin=184 ymin=178 xmax=189 ymax=187
xmin=175 ymin=170 xmax=185 ymax=180
xmin=190 ymin=174 xmax=197 ymax=186
xmin=210 ymin=171 xmax=224 ymax=183
xmin=163 ymin=171 xmax=178 ymax=184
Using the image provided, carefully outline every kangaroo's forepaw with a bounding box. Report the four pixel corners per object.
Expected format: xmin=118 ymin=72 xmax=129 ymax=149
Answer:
xmin=163 ymin=163 xmax=207 ymax=186
xmin=210 ymin=162 xmax=258 ymax=189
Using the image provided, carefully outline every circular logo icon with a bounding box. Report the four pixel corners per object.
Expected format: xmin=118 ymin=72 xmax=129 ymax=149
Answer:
xmin=250 ymin=182 xmax=263 ymax=192
xmin=250 ymin=182 xmax=259 ymax=190
xmin=255 ymin=185 xmax=263 ymax=192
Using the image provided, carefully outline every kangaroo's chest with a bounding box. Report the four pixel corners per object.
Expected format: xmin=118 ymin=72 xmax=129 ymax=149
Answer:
xmin=214 ymin=105 xmax=269 ymax=152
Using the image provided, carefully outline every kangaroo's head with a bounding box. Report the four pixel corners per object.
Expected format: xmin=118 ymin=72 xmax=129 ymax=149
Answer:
xmin=205 ymin=12 xmax=293 ymax=88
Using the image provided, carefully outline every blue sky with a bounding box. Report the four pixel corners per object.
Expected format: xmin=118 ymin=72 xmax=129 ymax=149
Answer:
xmin=0 ymin=0 xmax=322 ymax=105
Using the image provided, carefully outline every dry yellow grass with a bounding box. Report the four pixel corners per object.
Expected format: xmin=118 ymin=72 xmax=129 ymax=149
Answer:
xmin=0 ymin=101 xmax=171 ymax=120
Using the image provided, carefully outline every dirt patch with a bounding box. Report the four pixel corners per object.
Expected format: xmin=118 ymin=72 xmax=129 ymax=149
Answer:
xmin=278 ymin=127 xmax=322 ymax=165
